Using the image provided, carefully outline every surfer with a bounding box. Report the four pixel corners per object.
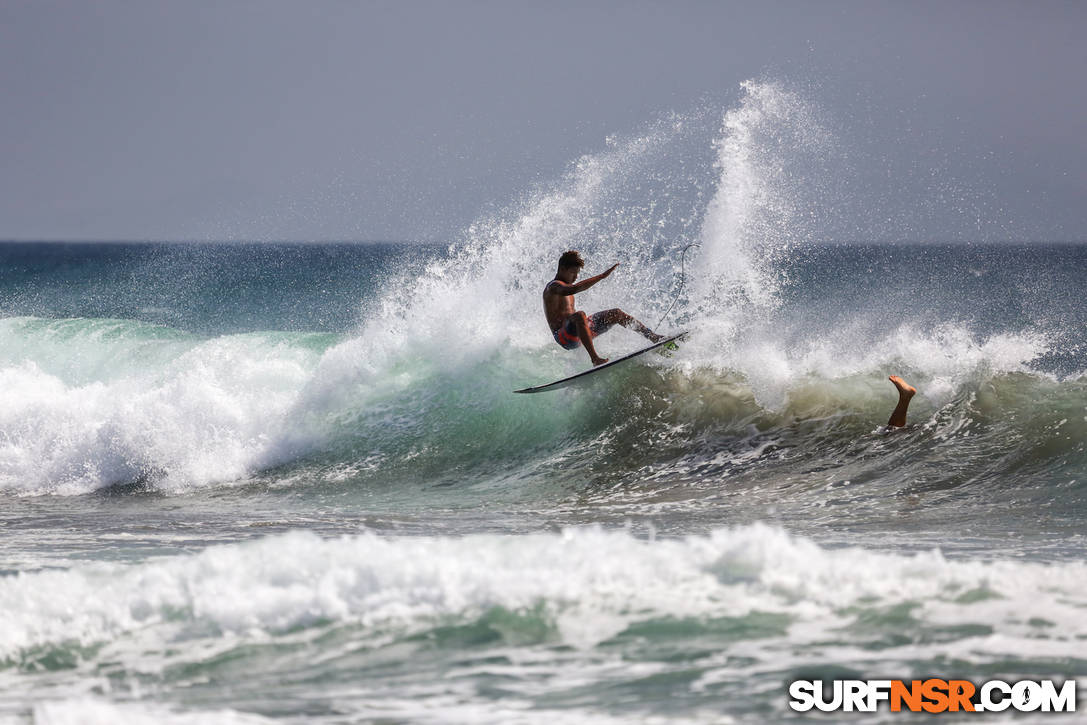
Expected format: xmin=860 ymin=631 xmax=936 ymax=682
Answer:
xmin=885 ymin=375 xmax=917 ymax=429
xmin=544 ymin=250 xmax=664 ymax=366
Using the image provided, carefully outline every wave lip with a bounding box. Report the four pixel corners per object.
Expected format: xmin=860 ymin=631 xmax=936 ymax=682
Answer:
xmin=0 ymin=319 xmax=330 ymax=495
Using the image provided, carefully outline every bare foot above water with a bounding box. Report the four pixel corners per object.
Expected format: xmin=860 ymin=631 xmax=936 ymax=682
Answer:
xmin=888 ymin=375 xmax=916 ymax=398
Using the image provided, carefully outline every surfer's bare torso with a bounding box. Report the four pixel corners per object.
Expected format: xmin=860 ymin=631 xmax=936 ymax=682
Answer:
xmin=543 ymin=279 xmax=581 ymax=333
xmin=541 ymin=254 xmax=664 ymax=366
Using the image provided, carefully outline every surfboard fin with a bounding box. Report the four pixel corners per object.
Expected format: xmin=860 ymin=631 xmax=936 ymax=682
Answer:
xmin=655 ymin=340 xmax=680 ymax=358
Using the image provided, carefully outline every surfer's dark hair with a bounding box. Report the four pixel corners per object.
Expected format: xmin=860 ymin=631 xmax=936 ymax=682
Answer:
xmin=558 ymin=251 xmax=584 ymax=270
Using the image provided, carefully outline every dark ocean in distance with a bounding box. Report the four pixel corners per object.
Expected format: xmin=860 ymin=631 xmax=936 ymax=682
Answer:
xmin=2 ymin=84 xmax=1086 ymax=723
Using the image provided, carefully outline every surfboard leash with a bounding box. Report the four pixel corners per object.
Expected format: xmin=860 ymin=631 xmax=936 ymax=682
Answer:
xmin=656 ymin=242 xmax=701 ymax=329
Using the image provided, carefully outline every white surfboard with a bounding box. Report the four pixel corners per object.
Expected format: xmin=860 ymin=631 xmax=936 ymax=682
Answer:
xmin=513 ymin=331 xmax=688 ymax=394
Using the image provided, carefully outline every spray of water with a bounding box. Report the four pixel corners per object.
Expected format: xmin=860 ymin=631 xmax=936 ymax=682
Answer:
xmin=1 ymin=80 xmax=1059 ymax=494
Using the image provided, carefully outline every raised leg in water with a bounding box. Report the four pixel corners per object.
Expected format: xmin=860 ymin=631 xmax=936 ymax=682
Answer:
xmin=886 ymin=375 xmax=917 ymax=428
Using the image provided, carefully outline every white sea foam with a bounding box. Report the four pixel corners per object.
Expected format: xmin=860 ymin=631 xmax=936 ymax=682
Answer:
xmin=2 ymin=525 xmax=1084 ymax=667
xmin=6 ymin=698 xmax=730 ymax=725
xmin=679 ymin=322 xmax=1051 ymax=411
xmin=0 ymin=328 xmax=321 ymax=494
xmin=2 ymin=699 xmax=273 ymax=725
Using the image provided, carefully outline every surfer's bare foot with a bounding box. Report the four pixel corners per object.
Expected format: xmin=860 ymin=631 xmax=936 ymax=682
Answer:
xmin=886 ymin=375 xmax=916 ymax=428
xmin=648 ymin=332 xmax=665 ymax=343
xmin=888 ymin=375 xmax=916 ymax=398
xmin=592 ymin=356 xmax=609 ymax=366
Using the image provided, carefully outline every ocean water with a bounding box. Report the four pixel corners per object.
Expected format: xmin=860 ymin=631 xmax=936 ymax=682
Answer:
xmin=2 ymin=83 xmax=1086 ymax=723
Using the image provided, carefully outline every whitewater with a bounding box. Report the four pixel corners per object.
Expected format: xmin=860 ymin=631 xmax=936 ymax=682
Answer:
xmin=2 ymin=82 xmax=1086 ymax=722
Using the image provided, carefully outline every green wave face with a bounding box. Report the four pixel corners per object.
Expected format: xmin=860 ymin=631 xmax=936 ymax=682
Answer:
xmin=3 ymin=309 xmax=1085 ymax=543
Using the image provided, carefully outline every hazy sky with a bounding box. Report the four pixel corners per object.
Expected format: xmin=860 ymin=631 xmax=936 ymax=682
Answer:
xmin=2 ymin=0 xmax=1085 ymax=242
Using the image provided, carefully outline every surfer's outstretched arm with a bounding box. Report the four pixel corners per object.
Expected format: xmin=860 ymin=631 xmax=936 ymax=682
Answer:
xmin=886 ymin=375 xmax=916 ymax=428
xmin=550 ymin=264 xmax=618 ymax=295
